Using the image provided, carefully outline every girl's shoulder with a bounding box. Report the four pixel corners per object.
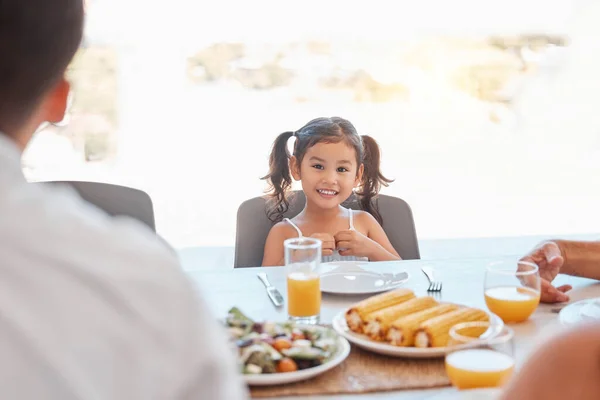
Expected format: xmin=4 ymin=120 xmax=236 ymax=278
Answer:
xmin=351 ymin=209 xmax=382 ymax=233
xmin=351 ymin=209 xmax=379 ymax=224
xmin=268 ymin=219 xmax=301 ymax=238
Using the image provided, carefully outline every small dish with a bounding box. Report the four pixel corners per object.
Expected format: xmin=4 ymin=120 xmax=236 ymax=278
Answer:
xmin=559 ymin=297 xmax=600 ymax=325
xmin=320 ymin=261 xmax=410 ymax=294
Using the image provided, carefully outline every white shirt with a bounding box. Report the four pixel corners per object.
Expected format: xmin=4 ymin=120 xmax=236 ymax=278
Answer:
xmin=0 ymin=134 xmax=248 ymax=400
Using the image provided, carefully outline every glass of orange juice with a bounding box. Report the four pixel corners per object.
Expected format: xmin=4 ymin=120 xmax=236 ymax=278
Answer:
xmin=484 ymin=260 xmax=541 ymax=323
xmin=284 ymin=237 xmax=322 ymax=324
xmin=445 ymin=321 xmax=515 ymax=390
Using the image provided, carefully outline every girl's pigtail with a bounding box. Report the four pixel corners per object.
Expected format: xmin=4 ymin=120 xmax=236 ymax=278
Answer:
xmin=356 ymin=135 xmax=394 ymax=224
xmin=261 ymin=131 xmax=295 ymax=222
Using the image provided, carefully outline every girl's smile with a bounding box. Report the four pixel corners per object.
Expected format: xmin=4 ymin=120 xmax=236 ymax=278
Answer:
xmin=316 ymin=189 xmax=339 ymax=199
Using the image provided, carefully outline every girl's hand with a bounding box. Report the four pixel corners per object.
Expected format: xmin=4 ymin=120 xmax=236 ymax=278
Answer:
xmin=334 ymin=230 xmax=377 ymax=259
xmin=309 ymin=233 xmax=335 ymax=257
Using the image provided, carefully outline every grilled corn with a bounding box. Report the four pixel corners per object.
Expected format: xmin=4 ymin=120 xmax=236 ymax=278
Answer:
xmin=414 ymin=307 xmax=489 ymax=348
xmin=386 ymin=304 xmax=459 ymax=346
xmin=345 ymin=288 xmax=415 ymax=333
xmin=363 ymin=296 xmax=438 ymax=341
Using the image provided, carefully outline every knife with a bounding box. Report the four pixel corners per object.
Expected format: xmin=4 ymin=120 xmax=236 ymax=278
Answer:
xmin=257 ymin=273 xmax=284 ymax=307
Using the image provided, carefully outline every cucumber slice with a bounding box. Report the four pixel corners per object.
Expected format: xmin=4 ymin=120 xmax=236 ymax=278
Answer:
xmin=260 ymin=342 xmax=282 ymax=361
xmin=227 ymin=307 xmax=254 ymax=329
xmin=244 ymin=364 xmax=262 ymax=374
xmin=282 ymin=346 xmax=326 ymax=360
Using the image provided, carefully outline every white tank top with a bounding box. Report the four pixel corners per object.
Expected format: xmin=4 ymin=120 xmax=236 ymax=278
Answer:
xmin=284 ymin=208 xmax=369 ymax=263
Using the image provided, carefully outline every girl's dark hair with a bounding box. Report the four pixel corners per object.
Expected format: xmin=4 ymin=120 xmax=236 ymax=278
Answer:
xmin=261 ymin=117 xmax=393 ymax=223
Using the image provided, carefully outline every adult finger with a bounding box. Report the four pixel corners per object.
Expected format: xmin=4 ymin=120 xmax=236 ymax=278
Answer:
xmin=556 ymin=284 xmax=572 ymax=293
xmin=322 ymin=249 xmax=334 ymax=256
xmin=541 ymin=242 xmax=564 ymax=268
xmin=339 ymin=249 xmax=354 ymax=256
xmin=540 ymin=279 xmax=570 ymax=303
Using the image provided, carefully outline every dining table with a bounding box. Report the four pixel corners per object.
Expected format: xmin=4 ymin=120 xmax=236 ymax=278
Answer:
xmin=183 ymin=255 xmax=600 ymax=399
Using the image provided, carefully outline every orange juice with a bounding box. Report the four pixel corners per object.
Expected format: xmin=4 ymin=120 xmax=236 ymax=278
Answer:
xmin=446 ymin=349 xmax=515 ymax=389
xmin=287 ymin=272 xmax=321 ymax=317
xmin=485 ymin=286 xmax=540 ymax=323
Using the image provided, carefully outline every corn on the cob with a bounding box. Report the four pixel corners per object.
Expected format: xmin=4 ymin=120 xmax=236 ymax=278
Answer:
xmin=386 ymin=303 xmax=459 ymax=346
xmin=345 ymin=288 xmax=415 ymax=333
xmin=414 ymin=307 xmax=489 ymax=348
xmin=363 ymin=296 xmax=438 ymax=341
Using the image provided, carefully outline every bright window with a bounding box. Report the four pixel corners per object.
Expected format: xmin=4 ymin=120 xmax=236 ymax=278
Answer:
xmin=24 ymin=0 xmax=600 ymax=248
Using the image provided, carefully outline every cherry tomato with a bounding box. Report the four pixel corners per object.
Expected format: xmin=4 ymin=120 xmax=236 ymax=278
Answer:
xmin=276 ymin=357 xmax=298 ymax=373
xmin=291 ymin=331 xmax=305 ymax=341
xmin=272 ymin=337 xmax=292 ymax=352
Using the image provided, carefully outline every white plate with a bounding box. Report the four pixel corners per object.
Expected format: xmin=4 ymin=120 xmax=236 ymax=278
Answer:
xmin=244 ymin=330 xmax=351 ymax=386
xmin=559 ymin=297 xmax=600 ymax=325
xmin=331 ymin=307 xmax=504 ymax=359
xmin=320 ymin=261 xmax=410 ymax=294
xmin=426 ymin=388 xmax=501 ymax=400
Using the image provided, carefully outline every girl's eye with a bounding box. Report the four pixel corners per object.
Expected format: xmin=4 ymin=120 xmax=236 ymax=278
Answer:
xmin=312 ymin=164 xmax=324 ymax=170
xmin=337 ymin=167 xmax=348 ymax=173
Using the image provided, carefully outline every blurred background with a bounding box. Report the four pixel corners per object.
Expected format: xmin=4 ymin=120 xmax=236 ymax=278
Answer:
xmin=25 ymin=0 xmax=600 ymax=250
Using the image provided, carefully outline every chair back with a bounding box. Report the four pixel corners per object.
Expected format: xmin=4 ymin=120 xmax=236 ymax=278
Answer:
xmin=36 ymin=181 xmax=156 ymax=231
xmin=234 ymin=191 xmax=419 ymax=267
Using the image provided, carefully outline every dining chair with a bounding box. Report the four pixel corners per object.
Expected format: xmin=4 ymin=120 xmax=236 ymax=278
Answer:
xmin=234 ymin=191 xmax=419 ymax=268
xmin=33 ymin=180 xmax=156 ymax=232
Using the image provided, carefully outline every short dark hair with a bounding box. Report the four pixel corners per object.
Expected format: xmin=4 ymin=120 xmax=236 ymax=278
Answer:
xmin=0 ymin=0 xmax=84 ymax=134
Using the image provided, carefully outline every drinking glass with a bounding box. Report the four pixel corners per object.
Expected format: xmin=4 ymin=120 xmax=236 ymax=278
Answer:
xmin=484 ymin=260 xmax=541 ymax=323
xmin=445 ymin=321 xmax=515 ymax=390
xmin=284 ymin=237 xmax=321 ymax=324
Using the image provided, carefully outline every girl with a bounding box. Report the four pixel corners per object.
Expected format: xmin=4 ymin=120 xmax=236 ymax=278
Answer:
xmin=261 ymin=116 xmax=401 ymax=266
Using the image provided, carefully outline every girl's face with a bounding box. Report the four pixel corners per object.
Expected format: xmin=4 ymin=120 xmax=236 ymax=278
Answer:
xmin=291 ymin=141 xmax=363 ymax=210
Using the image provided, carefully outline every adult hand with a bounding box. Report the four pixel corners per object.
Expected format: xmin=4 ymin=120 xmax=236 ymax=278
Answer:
xmin=521 ymin=241 xmax=572 ymax=303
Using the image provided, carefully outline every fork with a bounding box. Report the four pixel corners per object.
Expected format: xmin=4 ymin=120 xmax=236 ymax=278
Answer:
xmin=422 ymin=267 xmax=442 ymax=292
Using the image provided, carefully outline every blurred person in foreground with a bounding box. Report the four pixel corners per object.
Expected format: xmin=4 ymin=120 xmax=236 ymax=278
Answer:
xmin=500 ymin=322 xmax=600 ymax=400
xmin=0 ymin=0 xmax=247 ymax=398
